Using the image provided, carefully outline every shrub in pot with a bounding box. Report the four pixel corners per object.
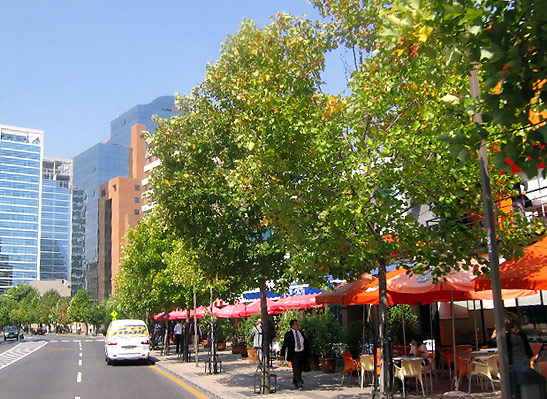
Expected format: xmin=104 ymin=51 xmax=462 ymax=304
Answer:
xmin=300 ymin=309 xmax=343 ymax=373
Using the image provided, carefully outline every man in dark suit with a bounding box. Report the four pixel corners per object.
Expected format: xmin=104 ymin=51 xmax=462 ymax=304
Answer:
xmin=281 ymin=319 xmax=309 ymax=390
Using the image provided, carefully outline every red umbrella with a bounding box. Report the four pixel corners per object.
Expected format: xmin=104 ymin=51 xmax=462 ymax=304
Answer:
xmin=213 ymin=302 xmax=249 ymax=318
xmin=270 ymin=293 xmax=323 ymax=311
xmin=152 ymin=312 xmax=166 ymax=321
xmin=240 ymin=299 xmax=282 ymax=316
xmin=168 ymin=306 xmax=208 ymax=320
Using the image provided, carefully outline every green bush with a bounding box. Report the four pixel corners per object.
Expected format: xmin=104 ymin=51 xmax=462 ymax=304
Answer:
xmin=300 ymin=309 xmax=343 ymax=359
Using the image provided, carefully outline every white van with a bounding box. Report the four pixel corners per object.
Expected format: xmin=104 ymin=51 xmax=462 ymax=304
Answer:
xmin=105 ymin=319 xmax=150 ymax=365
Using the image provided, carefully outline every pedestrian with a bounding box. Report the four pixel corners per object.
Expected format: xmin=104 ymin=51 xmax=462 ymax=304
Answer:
xmin=512 ymin=179 xmax=529 ymax=218
xmin=281 ymin=319 xmax=309 ymax=390
xmin=505 ymin=311 xmax=533 ymax=367
xmin=174 ymin=321 xmax=183 ymax=354
xmin=250 ymin=318 xmax=263 ymax=362
xmin=410 ymin=334 xmax=432 ymax=365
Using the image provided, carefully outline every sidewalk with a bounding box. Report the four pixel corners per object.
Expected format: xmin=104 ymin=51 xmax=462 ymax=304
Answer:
xmin=151 ymin=348 xmax=502 ymax=399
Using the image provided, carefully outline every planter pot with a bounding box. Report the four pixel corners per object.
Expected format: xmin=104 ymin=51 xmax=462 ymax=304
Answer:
xmin=309 ymin=358 xmax=320 ymax=371
xmin=216 ymin=341 xmax=226 ymax=351
xmin=240 ymin=348 xmax=248 ymax=358
xmin=320 ymin=358 xmax=337 ymax=373
xmin=247 ymin=347 xmax=259 ymax=363
xmin=232 ymin=342 xmax=246 ymax=354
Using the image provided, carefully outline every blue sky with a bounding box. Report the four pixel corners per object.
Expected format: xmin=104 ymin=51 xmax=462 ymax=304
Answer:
xmin=0 ymin=1 xmax=349 ymax=159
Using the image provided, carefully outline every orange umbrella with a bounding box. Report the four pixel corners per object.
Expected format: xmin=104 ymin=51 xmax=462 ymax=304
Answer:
xmin=474 ymin=236 xmax=547 ymax=291
xmin=316 ymin=274 xmax=374 ymax=305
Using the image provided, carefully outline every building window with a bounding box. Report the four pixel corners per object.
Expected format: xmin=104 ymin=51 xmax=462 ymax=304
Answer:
xmin=134 ymin=197 xmax=140 ymax=204
xmin=101 ymin=189 xmax=105 ymax=197
xmin=134 ymin=209 xmax=140 ymax=215
xmin=134 ymin=185 xmax=140 ymax=191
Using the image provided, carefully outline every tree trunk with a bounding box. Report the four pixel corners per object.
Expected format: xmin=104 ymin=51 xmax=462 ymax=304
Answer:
xmin=259 ymin=278 xmax=271 ymax=394
xmin=375 ymin=257 xmax=393 ymax=399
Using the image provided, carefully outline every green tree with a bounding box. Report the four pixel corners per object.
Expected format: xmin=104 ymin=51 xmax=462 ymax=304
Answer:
xmin=55 ymin=298 xmax=71 ymax=327
xmin=38 ymin=289 xmax=62 ymax=326
xmin=68 ymin=290 xmax=98 ymax=331
xmin=1 ymin=285 xmax=40 ymax=328
xmin=147 ymin=17 xmax=330 ymax=387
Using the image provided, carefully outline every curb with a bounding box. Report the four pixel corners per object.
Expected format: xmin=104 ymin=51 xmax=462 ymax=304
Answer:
xmin=153 ymin=359 xmax=238 ymax=399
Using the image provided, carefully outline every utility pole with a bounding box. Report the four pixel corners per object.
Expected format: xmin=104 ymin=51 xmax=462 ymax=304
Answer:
xmin=470 ymin=66 xmax=511 ymax=398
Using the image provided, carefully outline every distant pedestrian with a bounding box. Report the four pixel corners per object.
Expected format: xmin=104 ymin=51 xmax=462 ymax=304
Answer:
xmin=174 ymin=321 xmax=183 ymax=354
xmin=505 ymin=312 xmax=533 ymax=367
xmin=512 ymin=180 xmax=529 ymax=218
xmin=281 ymin=319 xmax=310 ymax=390
xmin=250 ymin=318 xmax=263 ymax=362
xmin=410 ymin=334 xmax=432 ymax=365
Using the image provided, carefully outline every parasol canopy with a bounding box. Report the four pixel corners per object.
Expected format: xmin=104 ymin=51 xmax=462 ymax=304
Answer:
xmin=474 ymin=236 xmax=547 ymax=291
xmin=270 ymin=293 xmax=323 ymax=311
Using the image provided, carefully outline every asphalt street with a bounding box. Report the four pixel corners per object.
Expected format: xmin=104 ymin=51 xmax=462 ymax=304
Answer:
xmin=0 ymin=334 xmax=200 ymax=399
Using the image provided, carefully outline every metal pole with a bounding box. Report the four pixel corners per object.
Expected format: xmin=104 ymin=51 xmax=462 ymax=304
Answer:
xmin=470 ymin=66 xmax=511 ymax=399
xmin=194 ymin=284 xmax=199 ymax=367
xmin=450 ymin=292 xmax=458 ymax=390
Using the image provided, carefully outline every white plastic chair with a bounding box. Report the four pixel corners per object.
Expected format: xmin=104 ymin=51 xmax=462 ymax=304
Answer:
xmin=394 ymin=358 xmax=426 ymax=397
xmin=360 ymin=354 xmax=376 ymax=388
xmin=468 ymin=355 xmax=499 ymax=393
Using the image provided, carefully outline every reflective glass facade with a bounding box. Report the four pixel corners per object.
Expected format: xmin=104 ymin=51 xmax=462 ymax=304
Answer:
xmin=71 ymin=188 xmax=86 ymax=293
xmin=73 ymin=143 xmax=129 ymax=266
xmin=40 ymin=179 xmax=71 ymax=280
xmin=110 ymin=95 xmax=176 ymax=147
xmin=0 ymin=125 xmax=42 ymax=293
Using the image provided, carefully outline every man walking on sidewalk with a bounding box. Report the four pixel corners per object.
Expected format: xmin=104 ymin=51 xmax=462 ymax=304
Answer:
xmin=174 ymin=321 xmax=183 ymax=354
xmin=281 ymin=319 xmax=309 ymax=390
xmin=250 ymin=318 xmax=263 ymax=363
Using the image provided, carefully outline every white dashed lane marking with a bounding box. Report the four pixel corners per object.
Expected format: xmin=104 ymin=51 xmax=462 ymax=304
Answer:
xmin=77 ymin=371 xmax=82 ymax=383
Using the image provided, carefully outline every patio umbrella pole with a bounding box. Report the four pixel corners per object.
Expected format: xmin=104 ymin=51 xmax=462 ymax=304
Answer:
xmin=473 ymin=301 xmax=479 ymax=350
xmin=194 ymin=284 xmax=199 ymax=367
xmin=402 ymin=307 xmax=407 ymax=353
xmin=450 ymin=292 xmax=457 ymax=390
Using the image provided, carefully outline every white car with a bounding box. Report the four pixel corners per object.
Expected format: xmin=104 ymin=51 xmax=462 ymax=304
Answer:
xmin=105 ymin=319 xmax=150 ymax=365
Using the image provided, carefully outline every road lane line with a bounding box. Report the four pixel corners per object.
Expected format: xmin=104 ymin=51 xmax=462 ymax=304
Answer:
xmin=79 ymin=359 xmax=82 ymax=366
xmin=150 ymin=366 xmax=207 ymax=399
xmin=79 ymin=353 xmax=82 ymax=357
xmin=77 ymin=371 xmax=82 ymax=382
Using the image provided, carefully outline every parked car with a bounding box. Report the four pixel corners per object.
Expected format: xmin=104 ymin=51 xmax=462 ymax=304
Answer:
xmin=34 ymin=327 xmax=45 ymax=335
xmin=105 ymin=319 xmax=150 ymax=365
xmin=4 ymin=326 xmax=20 ymax=341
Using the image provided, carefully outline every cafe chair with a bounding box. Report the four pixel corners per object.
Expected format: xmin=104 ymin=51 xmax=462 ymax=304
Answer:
xmin=341 ymin=353 xmax=359 ymax=386
xmin=360 ymin=354 xmax=377 ymax=388
xmin=454 ymin=347 xmax=473 ymax=390
xmin=394 ymin=358 xmax=426 ymax=397
xmin=468 ymin=355 xmax=499 ymax=393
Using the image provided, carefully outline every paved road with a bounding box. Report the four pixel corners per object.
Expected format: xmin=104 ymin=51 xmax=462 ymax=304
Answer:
xmin=0 ymin=334 xmax=200 ymax=399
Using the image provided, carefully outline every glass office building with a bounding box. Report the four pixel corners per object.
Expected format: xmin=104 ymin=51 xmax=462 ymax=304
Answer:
xmin=0 ymin=125 xmax=43 ymax=293
xmin=40 ymin=159 xmax=72 ymax=282
xmin=70 ymin=188 xmax=86 ymax=293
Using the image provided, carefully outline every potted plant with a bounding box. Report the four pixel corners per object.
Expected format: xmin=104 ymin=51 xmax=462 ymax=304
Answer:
xmin=301 ymin=310 xmax=343 ymax=373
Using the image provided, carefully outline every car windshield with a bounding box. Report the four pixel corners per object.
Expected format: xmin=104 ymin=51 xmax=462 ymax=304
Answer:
xmin=5 ymin=327 xmax=17 ymax=332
